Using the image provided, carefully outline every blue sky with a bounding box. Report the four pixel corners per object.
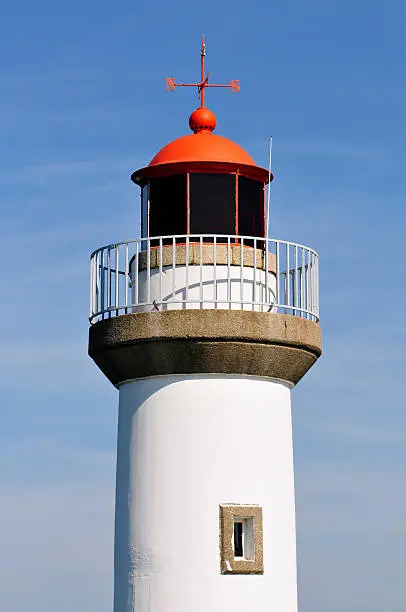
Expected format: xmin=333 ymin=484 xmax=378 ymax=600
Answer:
xmin=1 ymin=1 xmax=406 ymax=610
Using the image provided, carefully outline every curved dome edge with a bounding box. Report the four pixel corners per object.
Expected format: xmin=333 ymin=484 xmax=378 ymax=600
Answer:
xmin=149 ymin=133 xmax=256 ymax=167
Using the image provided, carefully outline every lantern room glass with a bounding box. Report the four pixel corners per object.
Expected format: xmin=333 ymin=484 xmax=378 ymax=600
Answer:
xmin=189 ymin=173 xmax=236 ymax=240
xmin=141 ymin=172 xmax=266 ymax=243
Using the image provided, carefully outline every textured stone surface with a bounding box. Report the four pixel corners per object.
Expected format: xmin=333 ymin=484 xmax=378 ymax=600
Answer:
xmin=137 ymin=243 xmax=276 ymax=272
xmin=89 ymin=310 xmax=321 ymax=386
xmin=219 ymin=505 xmax=264 ymax=575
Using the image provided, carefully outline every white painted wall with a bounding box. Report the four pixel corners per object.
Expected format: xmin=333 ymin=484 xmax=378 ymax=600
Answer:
xmin=114 ymin=375 xmax=298 ymax=612
xmin=131 ymin=264 xmax=277 ymax=312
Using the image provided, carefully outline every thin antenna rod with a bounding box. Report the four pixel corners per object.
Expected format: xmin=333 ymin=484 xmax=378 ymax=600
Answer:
xmin=266 ymin=136 xmax=273 ymax=241
xmin=201 ymin=35 xmax=206 ymax=107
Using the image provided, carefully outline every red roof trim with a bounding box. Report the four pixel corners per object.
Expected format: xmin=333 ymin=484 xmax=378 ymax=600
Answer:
xmin=131 ymin=161 xmax=273 ymax=185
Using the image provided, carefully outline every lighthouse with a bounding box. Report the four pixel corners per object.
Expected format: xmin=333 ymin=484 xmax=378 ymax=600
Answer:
xmin=89 ymin=37 xmax=321 ymax=612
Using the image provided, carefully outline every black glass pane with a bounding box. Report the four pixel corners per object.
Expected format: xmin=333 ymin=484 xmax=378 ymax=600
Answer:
xmin=238 ymin=176 xmax=264 ymax=239
xmin=141 ymin=184 xmax=148 ymax=238
xmin=190 ymin=173 xmax=236 ymax=238
xmin=234 ymin=522 xmax=243 ymax=557
xmin=149 ymin=175 xmax=187 ymax=241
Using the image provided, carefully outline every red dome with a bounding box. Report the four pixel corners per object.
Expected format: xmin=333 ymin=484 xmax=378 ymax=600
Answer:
xmin=149 ymin=132 xmax=255 ymax=167
xmin=131 ymin=107 xmax=273 ymax=185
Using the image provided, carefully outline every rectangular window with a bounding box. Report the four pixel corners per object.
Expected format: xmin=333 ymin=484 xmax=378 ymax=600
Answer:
xmin=220 ymin=505 xmax=263 ymax=574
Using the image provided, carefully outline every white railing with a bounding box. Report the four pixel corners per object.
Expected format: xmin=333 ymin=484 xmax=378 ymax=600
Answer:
xmin=89 ymin=235 xmax=319 ymax=324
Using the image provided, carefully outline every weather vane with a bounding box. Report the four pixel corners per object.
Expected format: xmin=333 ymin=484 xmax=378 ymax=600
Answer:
xmin=165 ymin=35 xmax=240 ymax=107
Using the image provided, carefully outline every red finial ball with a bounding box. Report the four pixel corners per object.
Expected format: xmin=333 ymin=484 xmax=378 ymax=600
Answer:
xmin=189 ymin=107 xmax=217 ymax=134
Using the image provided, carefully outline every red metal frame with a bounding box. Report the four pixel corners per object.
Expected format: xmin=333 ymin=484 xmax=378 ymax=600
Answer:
xmin=143 ymin=171 xmax=267 ymax=240
xmin=132 ymin=161 xmax=273 ymax=186
xmin=186 ymin=172 xmax=190 ymax=234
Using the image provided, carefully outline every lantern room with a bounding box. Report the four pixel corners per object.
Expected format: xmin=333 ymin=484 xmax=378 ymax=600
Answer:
xmin=131 ymin=106 xmax=273 ymax=242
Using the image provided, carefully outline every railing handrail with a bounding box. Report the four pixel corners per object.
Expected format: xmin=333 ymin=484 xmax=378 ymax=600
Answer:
xmin=89 ymin=234 xmax=320 ymax=325
xmin=90 ymin=234 xmax=319 ymax=260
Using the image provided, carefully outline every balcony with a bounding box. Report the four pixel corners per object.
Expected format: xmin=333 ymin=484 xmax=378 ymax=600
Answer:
xmin=89 ymin=235 xmax=319 ymax=325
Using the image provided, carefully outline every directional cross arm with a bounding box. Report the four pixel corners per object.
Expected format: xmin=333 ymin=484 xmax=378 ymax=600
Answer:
xmin=165 ymin=36 xmax=240 ymax=107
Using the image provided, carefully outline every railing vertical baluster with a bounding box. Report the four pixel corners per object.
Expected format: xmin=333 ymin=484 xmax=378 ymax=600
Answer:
xmin=107 ymin=248 xmax=111 ymax=318
xmin=159 ymin=237 xmax=163 ymax=307
xmin=310 ymin=253 xmax=314 ymax=318
xmin=316 ymin=254 xmax=320 ymax=320
xmin=100 ymin=251 xmax=104 ymax=318
xmin=308 ymin=250 xmax=311 ymax=319
xmin=100 ymin=250 xmax=105 ymax=319
xmin=185 ymin=235 xmax=189 ymax=307
xmin=147 ymin=238 xmax=151 ymax=305
xmin=265 ymin=238 xmax=269 ymax=314
xmin=308 ymin=251 xmax=311 ymax=319
xmin=115 ymin=247 xmax=119 ymax=316
xmin=301 ymin=248 xmax=305 ymax=319
xmin=294 ymin=245 xmax=298 ymax=316
xmin=89 ymin=255 xmax=94 ymax=322
xmin=253 ymin=237 xmax=257 ymax=311
xmin=227 ymin=236 xmax=231 ymax=309
xmin=213 ymin=236 xmax=217 ymax=308
xmin=93 ymin=254 xmax=97 ymax=320
xmin=200 ymin=236 xmax=203 ymax=306
xmin=134 ymin=240 xmax=139 ymax=309
xmin=276 ymin=241 xmax=280 ymax=313
xmin=313 ymin=253 xmax=317 ymax=320
xmin=124 ymin=243 xmax=129 ymax=314
xmin=286 ymin=243 xmax=290 ymax=315
xmin=240 ymin=237 xmax=244 ymax=310
xmin=305 ymin=249 xmax=309 ymax=319
xmin=172 ymin=236 xmax=176 ymax=301
xmin=94 ymin=252 xmax=98 ymax=320
xmin=307 ymin=251 xmax=312 ymax=319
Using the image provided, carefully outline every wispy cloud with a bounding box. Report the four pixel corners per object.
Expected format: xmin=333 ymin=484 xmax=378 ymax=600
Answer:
xmin=0 ymin=155 xmax=142 ymax=186
xmin=0 ymin=482 xmax=114 ymax=612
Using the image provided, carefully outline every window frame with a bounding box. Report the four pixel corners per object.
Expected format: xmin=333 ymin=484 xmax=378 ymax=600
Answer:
xmin=219 ymin=504 xmax=264 ymax=574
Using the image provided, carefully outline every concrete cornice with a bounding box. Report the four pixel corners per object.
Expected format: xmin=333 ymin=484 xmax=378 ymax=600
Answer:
xmin=89 ymin=310 xmax=321 ymax=387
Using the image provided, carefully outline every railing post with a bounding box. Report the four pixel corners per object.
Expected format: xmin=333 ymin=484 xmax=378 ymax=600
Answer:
xmin=227 ymin=236 xmax=231 ymax=310
xmin=115 ymin=247 xmax=119 ymax=317
xmin=253 ymin=237 xmax=257 ymax=311
xmin=185 ymin=235 xmax=190 ymax=307
xmin=265 ymin=239 xmax=269 ymax=314
xmin=286 ymin=243 xmax=290 ymax=315
xmin=159 ymin=237 xmax=163 ymax=307
xmin=100 ymin=250 xmax=105 ymax=320
xmin=213 ymin=236 xmax=217 ymax=308
xmin=276 ymin=241 xmax=280 ymax=314
xmin=200 ymin=236 xmax=203 ymax=308
xmin=147 ymin=238 xmax=151 ymax=305
xmin=294 ymin=245 xmax=298 ymax=317
xmin=134 ymin=240 xmax=139 ymax=311
xmin=172 ymin=236 xmax=176 ymax=302
xmin=240 ymin=237 xmax=244 ymax=310
xmin=89 ymin=255 xmax=94 ymax=322
xmin=124 ymin=243 xmax=129 ymax=315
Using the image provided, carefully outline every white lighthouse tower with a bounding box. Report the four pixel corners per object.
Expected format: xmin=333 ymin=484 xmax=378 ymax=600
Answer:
xmin=89 ymin=38 xmax=321 ymax=612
